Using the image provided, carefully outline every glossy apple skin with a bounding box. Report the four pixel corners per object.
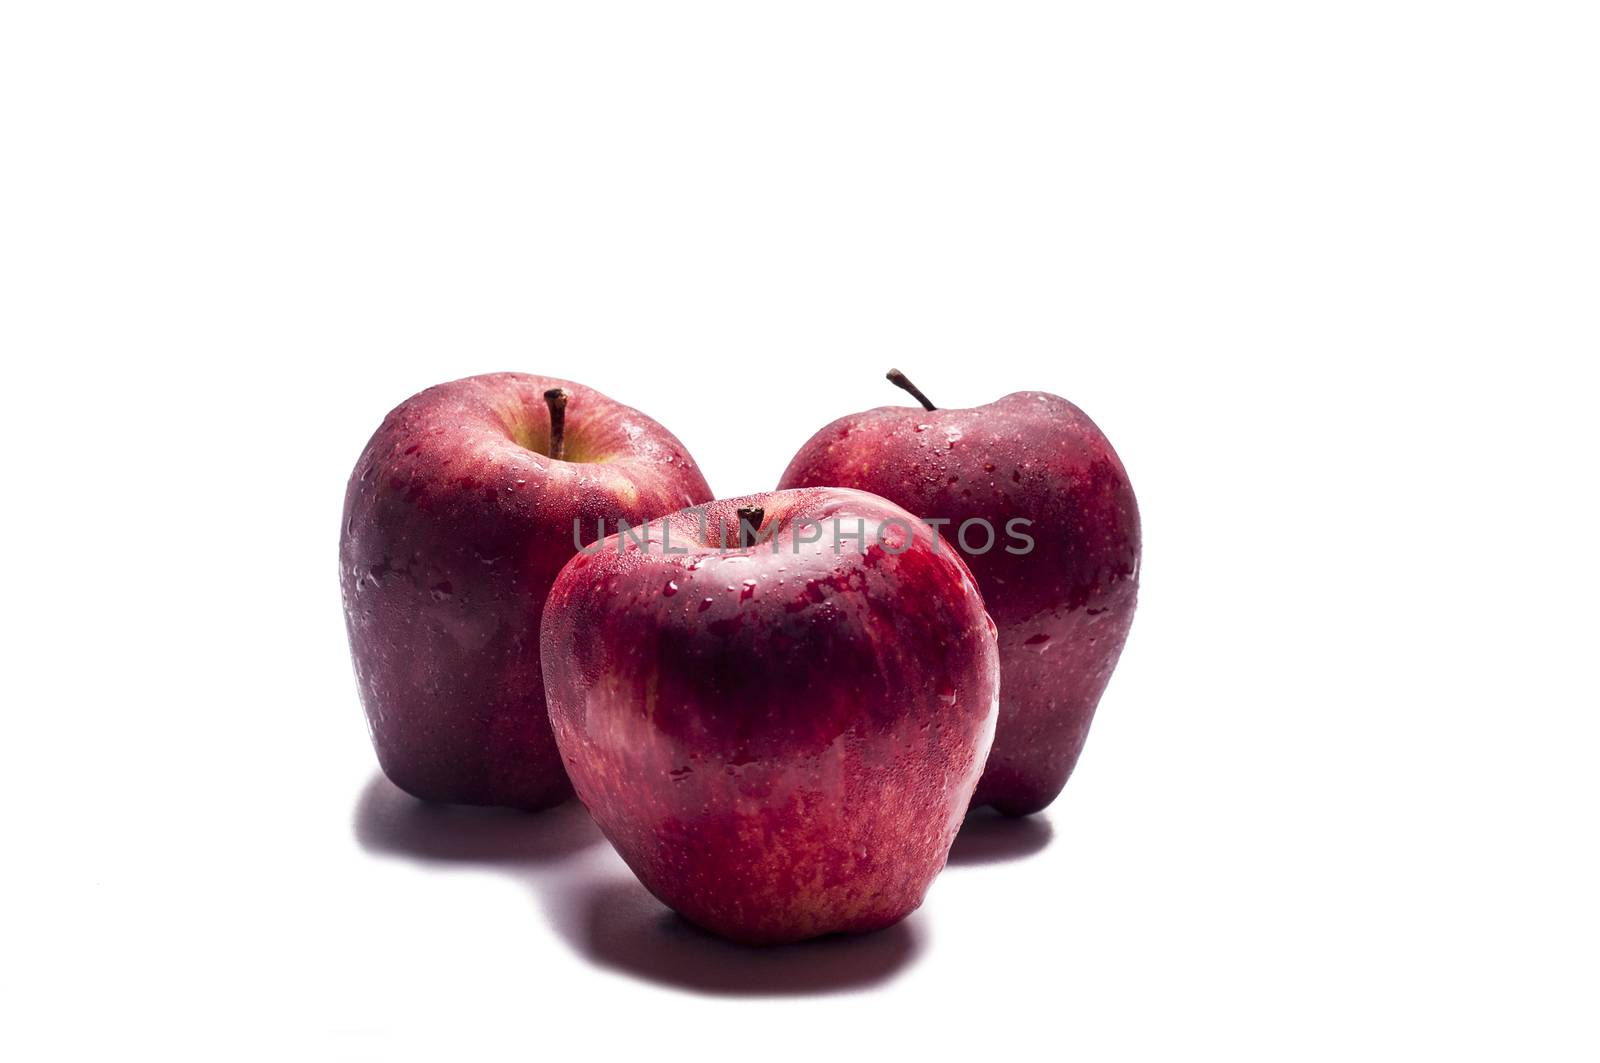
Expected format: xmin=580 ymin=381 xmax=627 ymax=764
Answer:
xmin=542 ymin=488 xmax=999 ymax=944
xmin=779 ymin=391 xmax=1139 ymax=816
xmin=340 ymin=373 xmax=713 ymax=811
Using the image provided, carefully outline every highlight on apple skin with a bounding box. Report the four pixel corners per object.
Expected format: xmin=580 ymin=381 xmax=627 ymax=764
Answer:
xmin=540 ymin=488 xmax=1000 ymax=944
xmin=340 ymin=373 xmax=714 ymax=811
xmin=779 ymin=371 xmax=1140 ymax=816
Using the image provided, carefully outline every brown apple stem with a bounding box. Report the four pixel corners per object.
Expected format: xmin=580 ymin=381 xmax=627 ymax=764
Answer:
xmin=544 ymin=388 xmax=568 ymax=460
xmin=736 ymin=506 xmax=765 ymax=548
xmin=886 ymin=368 xmax=936 ymax=411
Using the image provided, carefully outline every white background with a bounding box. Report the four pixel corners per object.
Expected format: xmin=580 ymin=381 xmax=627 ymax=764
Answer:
xmin=3 ymin=3 xmax=1597 ymax=1060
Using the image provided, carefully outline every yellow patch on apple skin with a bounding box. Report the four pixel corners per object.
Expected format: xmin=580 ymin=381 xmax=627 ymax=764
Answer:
xmin=493 ymin=400 xmax=545 ymax=454
xmin=608 ymin=476 xmax=640 ymax=506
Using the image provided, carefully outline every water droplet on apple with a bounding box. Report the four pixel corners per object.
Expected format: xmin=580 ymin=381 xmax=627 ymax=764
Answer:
xmin=663 ymin=580 xmax=679 ymax=597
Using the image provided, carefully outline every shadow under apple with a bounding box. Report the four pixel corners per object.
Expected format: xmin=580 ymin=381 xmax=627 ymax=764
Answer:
xmin=945 ymin=807 xmax=1054 ymax=865
xmin=352 ymin=773 xmax=603 ymax=865
xmin=351 ymin=772 xmax=927 ymax=994
xmin=539 ymin=876 xmax=925 ymax=997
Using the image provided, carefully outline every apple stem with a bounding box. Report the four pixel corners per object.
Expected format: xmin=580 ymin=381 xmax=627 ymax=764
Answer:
xmin=886 ymin=368 xmax=936 ymax=411
xmin=544 ymin=388 xmax=568 ymax=460
xmin=736 ymin=506 xmax=764 ymax=548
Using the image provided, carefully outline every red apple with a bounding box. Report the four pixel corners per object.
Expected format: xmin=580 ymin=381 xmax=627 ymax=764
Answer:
xmin=778 ymin=371 xmax=1140 ymax=816
xmin=540 ymin=488 xmax=999 ymax=944
xmin=340 ymin=373 xmax=713 ymax=811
